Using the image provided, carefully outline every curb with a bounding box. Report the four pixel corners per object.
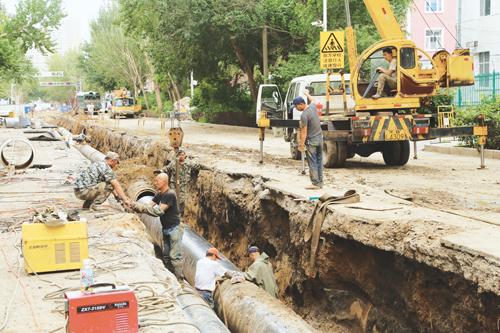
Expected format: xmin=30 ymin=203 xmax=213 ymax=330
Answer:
xmin=423 ymin=145 xmax=500 ymax=160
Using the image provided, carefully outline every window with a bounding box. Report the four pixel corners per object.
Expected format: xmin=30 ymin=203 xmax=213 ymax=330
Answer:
xmin=478 ymin=51 xmax=490 ymax=74
xmin=286 ymin=83 xmax=297 ymax=105
xmin=425 ymin=0 xmax=443 ymax=12
xmin=480 ymin=0 xmax=491 ymax=16
xmin=425 ymin=29 xmax=443 ymax=51
xmin=400 ymin=48 xmax=416 ymax=69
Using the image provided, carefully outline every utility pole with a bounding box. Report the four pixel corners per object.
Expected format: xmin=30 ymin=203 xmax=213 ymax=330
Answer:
xmin=190 ymin=71 xmax=195 ymax=100
xmin=262 ymin=25 xmax=269 ymax=83
xmin=323 ymin=0 xmax=327 ymax=32
xmin=456 ymin=0 xmax=462 ymax=48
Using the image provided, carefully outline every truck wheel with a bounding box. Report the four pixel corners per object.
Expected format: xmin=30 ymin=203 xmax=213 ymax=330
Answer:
xmin=397 ymin=140 xmax=410 ymax=166
xmin=323 ymin=141 xmax=347 ymax=168
xmin=290 ymin=134 xmax=301 ymax=160
xmin=382 ymin=142 xmax=402 ymax=166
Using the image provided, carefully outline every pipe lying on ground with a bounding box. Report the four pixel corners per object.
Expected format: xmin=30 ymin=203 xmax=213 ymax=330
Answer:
xmin=0 ymin=138 xmax=35 ymax=169
xmin=74 ymin=144 xmax=105 ymax=162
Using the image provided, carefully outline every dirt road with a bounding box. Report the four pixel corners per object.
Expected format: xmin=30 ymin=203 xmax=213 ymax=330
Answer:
xmin=93 ymin=115 xmax=500 ymax=223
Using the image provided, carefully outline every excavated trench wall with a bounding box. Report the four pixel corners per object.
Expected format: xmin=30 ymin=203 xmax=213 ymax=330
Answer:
xmin=55 ymin=117 xmax=500 ymax=333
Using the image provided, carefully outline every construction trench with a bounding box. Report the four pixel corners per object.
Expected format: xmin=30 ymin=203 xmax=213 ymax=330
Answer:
xmin=39 ymin=115 xmax=500 ymax=333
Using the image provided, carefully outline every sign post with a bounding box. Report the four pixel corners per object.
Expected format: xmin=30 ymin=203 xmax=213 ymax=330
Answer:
xmin=320 ymin=31 xmax=345 ymax=116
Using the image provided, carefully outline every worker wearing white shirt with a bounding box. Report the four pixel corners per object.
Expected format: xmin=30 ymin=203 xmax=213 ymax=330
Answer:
xmin=195 ymin=247 xmax=226 ymax=308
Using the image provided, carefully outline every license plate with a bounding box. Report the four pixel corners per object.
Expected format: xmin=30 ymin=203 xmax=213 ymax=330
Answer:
xmin=384 ymin=129 xmax=406 ymax=141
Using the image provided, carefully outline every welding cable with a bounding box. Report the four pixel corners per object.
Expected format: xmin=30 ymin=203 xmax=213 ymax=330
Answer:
xmin=138 ymin=320 xmax=201 ymax=332
xmin=0 ymin=232 xmax=41 ymax=332
xmin=0 ymin=248 xmax=21 ymax=332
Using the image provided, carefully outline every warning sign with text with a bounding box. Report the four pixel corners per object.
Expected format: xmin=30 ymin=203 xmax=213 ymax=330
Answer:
xmin=320 ymin=31 xmax=345 ymax=69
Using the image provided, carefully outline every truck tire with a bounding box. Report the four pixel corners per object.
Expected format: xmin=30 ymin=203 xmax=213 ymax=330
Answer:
xmin=397 ymin=140 xmax=410 ymax=166
xmin=323 ymin=141 xmax=347 ymax=168
xmin=382 ymin=142 xmax=401 ymax=166
xmin=290 ymin=134 xmax=301 ymax=160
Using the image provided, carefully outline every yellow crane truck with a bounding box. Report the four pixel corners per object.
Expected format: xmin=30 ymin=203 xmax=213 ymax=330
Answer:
xmin=256 ymin=0 xmax=487 ymax=168
xmin=110 ymin=88 xmax=142 ymax=119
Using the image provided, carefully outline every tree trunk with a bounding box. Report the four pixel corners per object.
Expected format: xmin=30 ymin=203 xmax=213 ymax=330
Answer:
xmin=231 ymin=39 xmax=257 ymax=102
xmin=145 ymin=52 xmax=163 ymax=113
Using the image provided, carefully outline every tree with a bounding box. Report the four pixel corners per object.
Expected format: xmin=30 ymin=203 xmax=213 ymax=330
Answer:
xmin=81 ymin=3 xmax=149 ymax=108
xmin=0 ymin=0 xmax=63 ymax=81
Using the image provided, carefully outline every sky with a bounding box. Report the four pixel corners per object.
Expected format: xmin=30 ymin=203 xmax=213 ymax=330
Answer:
xmin=2 ymin=0 xmax=105 ymax=70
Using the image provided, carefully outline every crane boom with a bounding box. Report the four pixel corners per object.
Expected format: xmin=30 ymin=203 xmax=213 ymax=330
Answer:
xmin=363 ymin=0 xmax=404 ymax=40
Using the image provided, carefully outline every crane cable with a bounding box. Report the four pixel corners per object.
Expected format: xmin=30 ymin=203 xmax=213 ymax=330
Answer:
xmin=411 ymin=0 xmax=463 ymax=49
xmin=423 ymin=0 xmax=463 ymax=48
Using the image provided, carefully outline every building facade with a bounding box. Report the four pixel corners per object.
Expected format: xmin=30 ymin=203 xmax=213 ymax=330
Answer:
xmin=406 ymin=0 xmax=458 ymax=60
xmin=460 ymin=0 xmax=499 ymax=74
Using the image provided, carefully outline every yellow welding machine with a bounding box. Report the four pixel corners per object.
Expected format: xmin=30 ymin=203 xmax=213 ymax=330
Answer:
xmin=22 ymin=222 xmax=88 ymax=273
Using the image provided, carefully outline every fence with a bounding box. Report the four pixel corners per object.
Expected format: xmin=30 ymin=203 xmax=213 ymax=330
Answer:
xmin=455 ymin=72 xmax=499 ymax=107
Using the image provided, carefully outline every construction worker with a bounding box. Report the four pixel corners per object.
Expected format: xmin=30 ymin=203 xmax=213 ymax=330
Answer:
xmin=74 ymin=151 xmax=132 ymax=210
xmin=131 ymin=173 xmax=184 ymax=281
xmin=294 ymin=96 xmax=323 ymax=190
xmin=372 ymin=47 xmax=397 ymax=99
xmin=164 ymin=149 xmax=189 ymax=215
xmin=194 ymin=247 xmax=226 ymax=308
xmin=245 ymin=246 xmax=279 ymax=298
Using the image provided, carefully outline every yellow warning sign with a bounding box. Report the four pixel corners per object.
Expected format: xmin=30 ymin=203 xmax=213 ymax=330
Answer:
xmin=320 ymin=31 xmax=345 ymax=69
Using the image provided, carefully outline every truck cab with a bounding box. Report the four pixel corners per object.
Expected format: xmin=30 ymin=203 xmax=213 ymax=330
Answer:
xmin=257 ymin=74 xmax=354 ymax=160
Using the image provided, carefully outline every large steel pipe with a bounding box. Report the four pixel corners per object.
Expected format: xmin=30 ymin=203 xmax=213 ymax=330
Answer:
xmin=137 ymin=196 xmax=230 ymax=333
xmin=74 ymin=144 xmax=105 ymax=162
xmin=0 ymin=138 xmax=35 ymax=169
xmin=135 ymin=196 xmax=316 ymax=333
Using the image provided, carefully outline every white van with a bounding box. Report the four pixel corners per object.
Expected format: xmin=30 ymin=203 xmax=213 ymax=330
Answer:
xmin=256 ymin=74 xmax=354 ymax=159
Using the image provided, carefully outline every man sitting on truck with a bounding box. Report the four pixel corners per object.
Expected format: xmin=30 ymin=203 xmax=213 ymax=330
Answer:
xmin=294 ymin=96 xmax=323 ymax=190
xmin=372 ymin=47 xmax=397 ymax=99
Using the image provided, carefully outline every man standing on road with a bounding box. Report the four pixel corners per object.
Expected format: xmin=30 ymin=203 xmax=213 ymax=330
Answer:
xmin=194 ymin=247 xmax=226 ymax=308
xmin=244 ymin=246 xmax=279 ymax=298
xmin=74 ymin=151 xmax=132 ymax=210
xmin=372 ymin=47 xmax=397 ymax=99
xmin=294 ymin=96 xmax=324 ymax=190
xmin=131 ymin=173 xmax=185 ymax=281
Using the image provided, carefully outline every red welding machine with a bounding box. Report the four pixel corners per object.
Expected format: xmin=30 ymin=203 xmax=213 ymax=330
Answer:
xmin=65 ymin=283 xmax=138 ymax=333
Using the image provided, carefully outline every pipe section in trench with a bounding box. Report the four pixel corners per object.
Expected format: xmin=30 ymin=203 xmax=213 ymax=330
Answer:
xmin=73 ymin=141 xmax=317 ymax=333
xmin=137 ymin=196 xmax=317 ymax=333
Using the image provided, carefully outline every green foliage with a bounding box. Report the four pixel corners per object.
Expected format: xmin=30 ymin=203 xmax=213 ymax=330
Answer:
xmin=456 ymin=96 xmax=500 ymax=150
xmin=0 ymin=0 xmax=63 ymax=81
xmin=81 ymin=4 xmax=149 ymax=95
xmin=192 ymin=78 xmax=253 ymax=123
xmin=419 ymin=90 xmax=454 ymax=114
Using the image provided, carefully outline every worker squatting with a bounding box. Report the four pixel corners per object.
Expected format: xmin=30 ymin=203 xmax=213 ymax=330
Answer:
xmin=73 ymin=149 xmax=279 ymax=307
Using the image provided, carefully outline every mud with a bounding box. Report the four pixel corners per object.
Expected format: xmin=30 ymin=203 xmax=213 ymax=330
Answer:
xmin=52 ymin=116 xmax=500 ymax=333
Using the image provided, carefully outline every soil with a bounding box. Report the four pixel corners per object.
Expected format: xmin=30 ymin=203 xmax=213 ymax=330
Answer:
xmin=46 ymin=114 xmax=500 ymax=333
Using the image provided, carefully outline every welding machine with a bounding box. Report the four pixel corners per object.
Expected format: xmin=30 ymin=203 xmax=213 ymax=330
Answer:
xmin=22 ymin=221 xmax=88 ymax=273
xmin=65 ymin=283 xmax=138 ymax=333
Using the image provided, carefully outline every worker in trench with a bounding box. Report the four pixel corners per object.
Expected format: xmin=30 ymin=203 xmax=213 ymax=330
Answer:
xmin=163 ymin=149 xmax=189 ymax=215
xmin=245 ymin=246 xmax=279 ymax=298
xmin=294 ymin=95 xmax=324 ymax=190
xmin=74 ymin=151 xmax=132 ymax=210
xmin=130 ymin=173 xmax=185 ymax=282
xmin=194 ymin=247 xmax=227 ymax=308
